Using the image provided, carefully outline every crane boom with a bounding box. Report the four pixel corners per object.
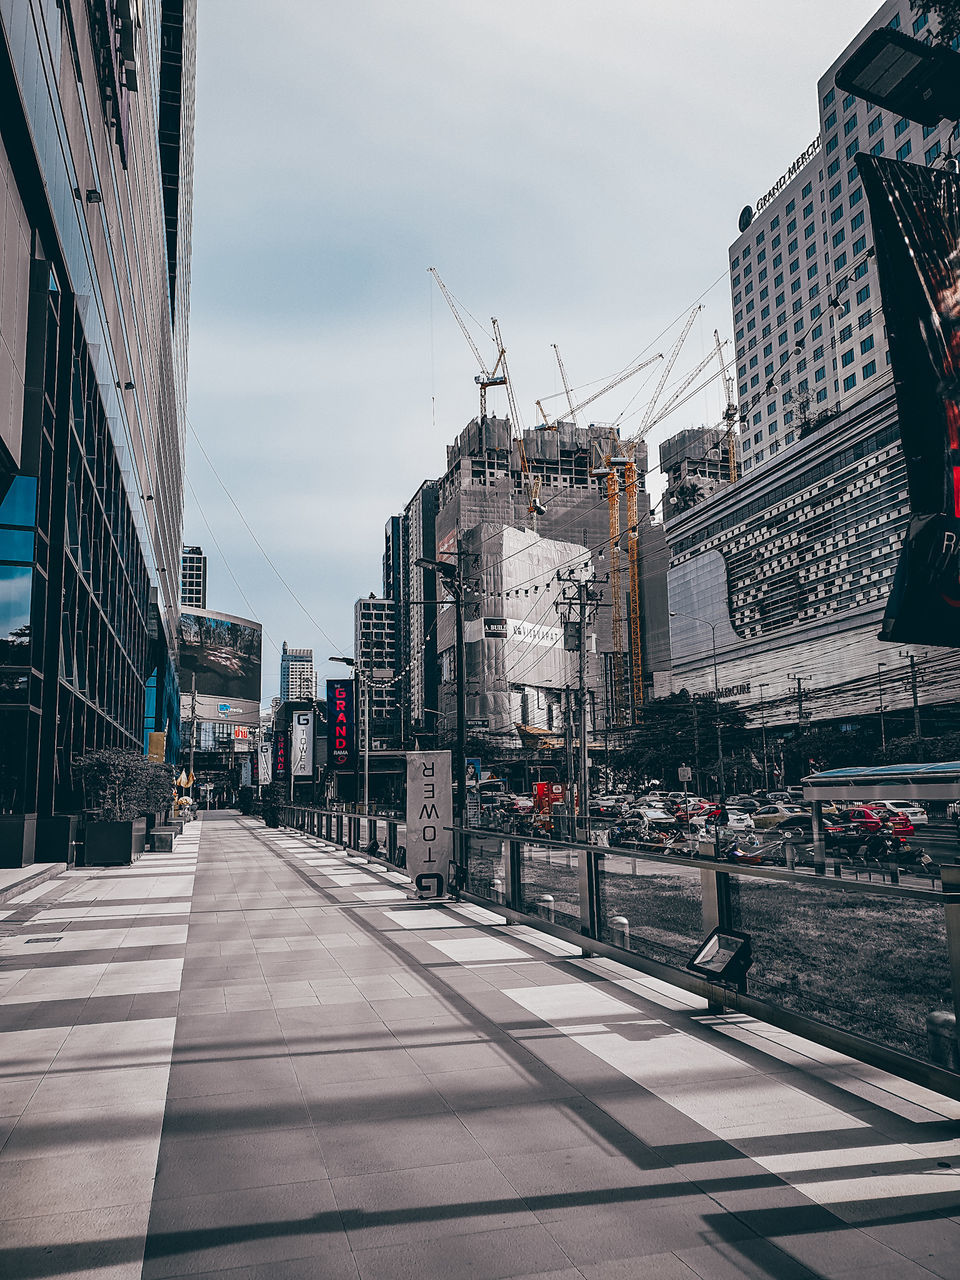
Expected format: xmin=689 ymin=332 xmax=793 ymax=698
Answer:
xmin=428 ymin=267 xmax=506 ymax=418
xmin=715 ymin=328 xmax=740 ymax=482
xmin=553 ymin=344 xmax=579 ymax=427
xmin=537 ymin=352 xmax=662 ymax=429
xmin=638 ymin=305 xmax=701 ymax=434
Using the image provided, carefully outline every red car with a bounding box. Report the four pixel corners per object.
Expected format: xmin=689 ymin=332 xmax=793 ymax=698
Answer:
xmin=840 ymin=806 xmax=914 ymax=837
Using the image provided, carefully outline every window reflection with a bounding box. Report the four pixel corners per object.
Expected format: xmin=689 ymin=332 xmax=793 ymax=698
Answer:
xmin=0 ymin=566 xmax=32 ymax=661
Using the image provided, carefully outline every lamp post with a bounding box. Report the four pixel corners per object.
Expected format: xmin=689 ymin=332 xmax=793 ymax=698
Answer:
xmin=416 ymin=550 xmax=467 ymax=832
xmin=669 ymin=609 xmax=725 ymax=801
xmin=758 ymin=682 xmax=770 ymax=793
xmin=329 ymin=655 xmax=367 ymax=814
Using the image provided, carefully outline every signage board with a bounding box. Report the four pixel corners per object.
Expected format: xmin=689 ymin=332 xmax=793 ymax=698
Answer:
xmin=858 ymin=154 xmax=960 ymax=645
xmin=273 ymin=730 xmax=288 ymax=781
xmin=147 ymin=731 xmax=166 ymax=761
xmin=405 ymin=751 xmax=453 ymax=896
xmin=678 ymin=765 xmax=692 ymax=782
xmin=233 ymin=726 xmax=249 ymax=740
xmin=257 ymin=738 xmax=272 ymax=785
xmin=326 ymin=679 xmax=355 ymax=769
xmin=483 ymin=617 xmax=507 ymax=639
xmin=467 ymin=719 xmax=489 ymax=730
xmin=292 ymin=711 xmax=314 ymax=777
xmin=179 ymin=609 xmax=262 ymax=702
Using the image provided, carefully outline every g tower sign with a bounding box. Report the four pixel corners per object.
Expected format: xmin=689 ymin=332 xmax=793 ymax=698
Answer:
xmin=405 ymin=751 xmax=453 ymax=898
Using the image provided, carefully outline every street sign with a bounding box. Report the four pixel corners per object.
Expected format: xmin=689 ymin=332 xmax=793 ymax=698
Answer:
xmin=467 ymin=719 xmax=489 ymax=729
xmin=678 ymin=765 xmax=692 ymax=782
xmin=233 ymin=726 xmax=249 ymax=740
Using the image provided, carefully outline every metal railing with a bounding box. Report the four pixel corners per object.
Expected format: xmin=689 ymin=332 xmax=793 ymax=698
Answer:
xmin=279 ymin=805 xmax=960 ymax=1100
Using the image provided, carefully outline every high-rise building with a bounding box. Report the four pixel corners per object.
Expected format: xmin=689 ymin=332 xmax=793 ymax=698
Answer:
xmin=400 ymin=480 xmax=439 ymax=747
xmin=731 ymin=2 xmax=957 ymax=478
xmin=181 ymin=545 xmax=207 ymax=610
xmin=354 ymin=597 xmax=401 ymax=749
xmin=280 ymin=643 xmax=316 ymax=702
xmin=0 ymin=2 xmax=196 ymax=863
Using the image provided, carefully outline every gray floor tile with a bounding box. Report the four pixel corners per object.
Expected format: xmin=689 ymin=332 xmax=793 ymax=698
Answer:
xmin=315 ymin=1109 xmax=489 ymax=1177
xmin=154 ymin=1126 xmax=326 ymax=1198
xmin=352 ymin=1221 xmax=576 ymax=1280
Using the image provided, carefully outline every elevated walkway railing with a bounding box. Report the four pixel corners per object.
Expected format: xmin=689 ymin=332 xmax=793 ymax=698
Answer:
xmin=279 ymin=804 xmax=960 ymax=1101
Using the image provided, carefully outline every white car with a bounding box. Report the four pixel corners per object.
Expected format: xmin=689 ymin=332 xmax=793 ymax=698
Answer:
xmin=869 ymin=800 xmax=928 ymax=826
xmin=724 ymin=809 xmax=757 ymax=832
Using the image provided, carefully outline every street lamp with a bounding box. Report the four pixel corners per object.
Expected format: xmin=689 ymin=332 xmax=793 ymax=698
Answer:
xmin=669 ymin=609 xmax=725 ymax=801
xmin=416 ymin=553 xmax=468 ymax=832
xmin=329 ymin=655 xmax=367 ymax=815
xmin=835 ymin=26 xmax=960 ymax=128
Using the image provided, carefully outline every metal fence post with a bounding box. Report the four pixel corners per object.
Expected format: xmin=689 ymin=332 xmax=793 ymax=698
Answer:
xmin=578 ymin=842 xmax=601 ymax=954
xmin=939 ymin=864 xmax=960 ymax=1042
xmin=507 ymin=839 xmax=523 ymax=915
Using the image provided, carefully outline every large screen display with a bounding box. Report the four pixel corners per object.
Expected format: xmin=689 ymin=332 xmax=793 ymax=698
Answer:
xmin=179 ymin=609 xmax=262 ymax=702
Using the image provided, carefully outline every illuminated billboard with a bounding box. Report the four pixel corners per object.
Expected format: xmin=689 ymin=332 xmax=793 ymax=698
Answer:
xmin=326 ymin=679 xmax=355 ymax=769
xmin=179 ymin=609 xmax=262 ymax=702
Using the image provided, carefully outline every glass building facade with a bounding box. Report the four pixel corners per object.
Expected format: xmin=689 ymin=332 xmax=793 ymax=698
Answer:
xmin=0 ymin=2 xmax=196 ymax=862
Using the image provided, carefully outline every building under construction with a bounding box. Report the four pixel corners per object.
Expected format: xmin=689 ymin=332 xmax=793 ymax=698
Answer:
xmin=434 ymin=416 xmax=669 ymax=734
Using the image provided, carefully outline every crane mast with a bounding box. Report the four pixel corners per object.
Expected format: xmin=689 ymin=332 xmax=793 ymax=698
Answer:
xmin=715 ymin=328 xmax=740 ymax=482
xmin=428 ymin=267 xmax=506 ymax=419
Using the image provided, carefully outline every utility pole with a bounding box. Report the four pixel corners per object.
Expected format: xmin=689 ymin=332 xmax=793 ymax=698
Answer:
xmin=691 ymin=700 xmax=701 ymax=794
xmin=900 ymin=651 xmax=923 ymax=753
xmin=877 ymin=661 xmax=887 ymax=755
xmin=563 ymin=687 xmax=576 ymax=841
xmin=787 ymin=673 xmax=810 ymax=725
xmin=557 ymin=569 xmax=605 ymax=841
xmin=758 ymin=682 xmax=770 ymax=792
xmin=188 ymin=672 xmax=197 ymax=802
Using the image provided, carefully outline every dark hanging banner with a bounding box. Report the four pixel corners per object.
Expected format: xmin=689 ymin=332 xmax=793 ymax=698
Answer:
xmin=857 ymin=153 xmax=960 ymax=645
xmin=273 ymin=730 xmax=288 ymax=781
xmin=326 ymin=679 xmax=356 ymax=769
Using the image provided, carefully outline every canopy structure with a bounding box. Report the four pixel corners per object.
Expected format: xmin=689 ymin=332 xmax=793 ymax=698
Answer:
xmin=802 ymin=762 xmax=960 ymax=804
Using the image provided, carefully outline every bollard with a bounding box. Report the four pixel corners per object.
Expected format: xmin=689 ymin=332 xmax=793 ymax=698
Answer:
xmin=631 ymin=855 xmax=637 ymax=875
xmin=888 ymin=860 xmax=900 ymax=886
xmin=536 ymin=894 xmax=555 ymax=923
xmin=492 ymin=876 xmax=504 ymax=901
xmin=609 ymin=915 xmax=630 ymax=949
xmin=784 ymin=840 xmax=796 ymax=870
xmin=926 ymin=1010 xmax=960 ymax=1071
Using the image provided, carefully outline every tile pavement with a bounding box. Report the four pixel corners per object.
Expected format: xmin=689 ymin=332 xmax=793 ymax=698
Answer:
xmin=0 ymin=812 xmax=958 ymax=1278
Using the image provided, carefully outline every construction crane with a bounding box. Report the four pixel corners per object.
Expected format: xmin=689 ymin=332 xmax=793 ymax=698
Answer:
xmin=553 ymin=345 xmax=579 ymax=428
xmin=534 ymin=351 xmax=663 ymax=430
xmin=714 ymin=328 xmax=741 ymax=482
xmin=428 ymin=267 xmax=506 ymax=420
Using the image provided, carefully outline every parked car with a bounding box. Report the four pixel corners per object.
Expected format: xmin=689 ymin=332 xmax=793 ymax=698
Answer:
xmin=766 ymin=791 xmax=793 ymax=803
xmin=752 ymin=803 xmax=804 ymax=829
xmin=867 ymin=799 xmax=928 ymax=826
xmin=840 ymin=806 xmax=914 ymax=837
xmin=727 ymin=795 xmax=760 ymax=813
xmin=589 ymin=794 xmax=625 ymax=817
xmin=770 ymin=812 xmax=861 ymax=851
xmin=723 ymin=809 xmax=756 ymax=832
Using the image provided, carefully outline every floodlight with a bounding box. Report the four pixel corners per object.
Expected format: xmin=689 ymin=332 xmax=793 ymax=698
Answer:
xmin=687 ymin=927 xmax=753 ymax=986
xmin=835 ymin=27 xmax=960 ymax=127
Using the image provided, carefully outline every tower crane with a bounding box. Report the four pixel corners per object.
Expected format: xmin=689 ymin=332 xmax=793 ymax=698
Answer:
xmin=714 ymin=328 xmax=741 ymax=482
xmin=553 ymin=345 xmax=579 ymax=428
xmin=428 ymin=267 xmax=506 ymax=420
xmin=534 ymin=351 xmax=663 ymax=430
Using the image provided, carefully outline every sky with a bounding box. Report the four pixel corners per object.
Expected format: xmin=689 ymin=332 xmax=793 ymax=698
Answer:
xmin=184 ymin=0 xmax=883 ymax=705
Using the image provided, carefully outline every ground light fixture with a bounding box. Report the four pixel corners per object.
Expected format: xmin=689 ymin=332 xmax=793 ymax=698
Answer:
xmin=687 ymin=927 xmax=753 ymax=987
xmin=835 ymin=26 xmax=960 ymax=127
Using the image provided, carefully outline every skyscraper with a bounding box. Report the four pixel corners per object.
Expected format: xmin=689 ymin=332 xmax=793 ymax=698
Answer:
xmin=731 ymin=1 xmax=957 ymax=477
xmin=0 ymin=2 xmax=196 ymax=863
xmin=181 ymin=545 xmax=207 ymax=610
xmin=280 ymin=643 xmax=316 ymax=701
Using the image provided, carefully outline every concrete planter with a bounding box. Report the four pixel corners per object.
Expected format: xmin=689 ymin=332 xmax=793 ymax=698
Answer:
xmin=83 ymin=818 xmax=147 ymax=866
xmin=36 ymin=815 xmax=79 ymax=865
xmin=0 ymin=814 xmax=37 ymax=867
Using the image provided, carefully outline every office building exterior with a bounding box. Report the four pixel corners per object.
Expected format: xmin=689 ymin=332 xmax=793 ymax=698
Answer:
xmin=354 ymin=596 xmax=401 ymax=750
xmin=387 ymin=481 xmax=440 ymax=748
xmin=181 ymin=544 xmax=207 ymax=610
xmin=731 ymin=2 xmax=957 ymax=478
xmin=280 ymin=642 xmax=316 ymax=702
xmin=0 ymin=1 xmax=196 ymax=862
xmin=664 ymin=382 xmax=960 ymax=731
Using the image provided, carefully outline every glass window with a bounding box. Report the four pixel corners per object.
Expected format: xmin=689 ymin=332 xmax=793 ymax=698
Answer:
xmin=841 ymin=349 xmax=855 ymax=367
xmin=0 ymin=479 xmax=38 ymax=528
xmin=0 ymin=529 xmax=35 ymax=561
xmin=0 ymin=565 xmax=32 ymax=649
xmin=863 ymin=359 xmax=877 ymax=377
xmin=856 ymin=284 xmax=871 ymax=305
xmin=894 ymin=116 xmax=910 ymax=138
xmin=823 ymin=87 xmax=835 ymax=107
xmin=868 ymin=113 xmax=882 ymax=136
xmin=871 ymin=139 xmax=885 ymax=157
xmin=926 ymin=140 xmax=942 ymax=165
xmin=849 ymin=186 xmax=863 ymax=205
xmin=844 ymin=114 xmax=858 ymax=136
xmin=843 ymin=372 xmax=857 ymax=391
xmin=858 ymin=309 xmax=872 ymax=329
xmin=896 ymin=139 xmax=912 ymax=161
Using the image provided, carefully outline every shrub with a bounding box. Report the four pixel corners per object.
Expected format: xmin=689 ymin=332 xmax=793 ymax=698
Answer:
xmin=74 ymin=748 xmax=175 ymax=822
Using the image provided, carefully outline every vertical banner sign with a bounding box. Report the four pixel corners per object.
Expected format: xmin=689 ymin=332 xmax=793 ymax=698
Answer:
xmin=256 ymin=738 xmax=272 ymax=786
xmin=405 ymin=751 xmax=453 ymax=897
xmin=273 ymin=730 xmax=288 ymax=781
xmin=326 ymin=679 xmax=355 ymax=768
xmin=292 ymin=711 xmax=314 ymax=776
xmin=857 ymin=153 xmax=960 ymax=645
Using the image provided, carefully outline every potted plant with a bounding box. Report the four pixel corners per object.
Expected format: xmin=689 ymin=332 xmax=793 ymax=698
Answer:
xmin=75 ymin=749 xmax=175 ymax=865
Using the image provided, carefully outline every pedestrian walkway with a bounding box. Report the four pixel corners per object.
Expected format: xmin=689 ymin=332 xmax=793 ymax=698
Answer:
xmin=2 ymin=812 xmax=960 ymax=1279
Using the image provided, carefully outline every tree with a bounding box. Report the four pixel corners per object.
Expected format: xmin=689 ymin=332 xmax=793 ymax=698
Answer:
xmin=912 ymin=2 xmax=960 ymax=45
xmin=74 ymin=749 xmax=174 ymax=821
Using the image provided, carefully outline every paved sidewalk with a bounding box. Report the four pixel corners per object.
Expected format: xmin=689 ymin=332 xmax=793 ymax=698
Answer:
xmin=1 ymin=812 xmax=960 ymax=1279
